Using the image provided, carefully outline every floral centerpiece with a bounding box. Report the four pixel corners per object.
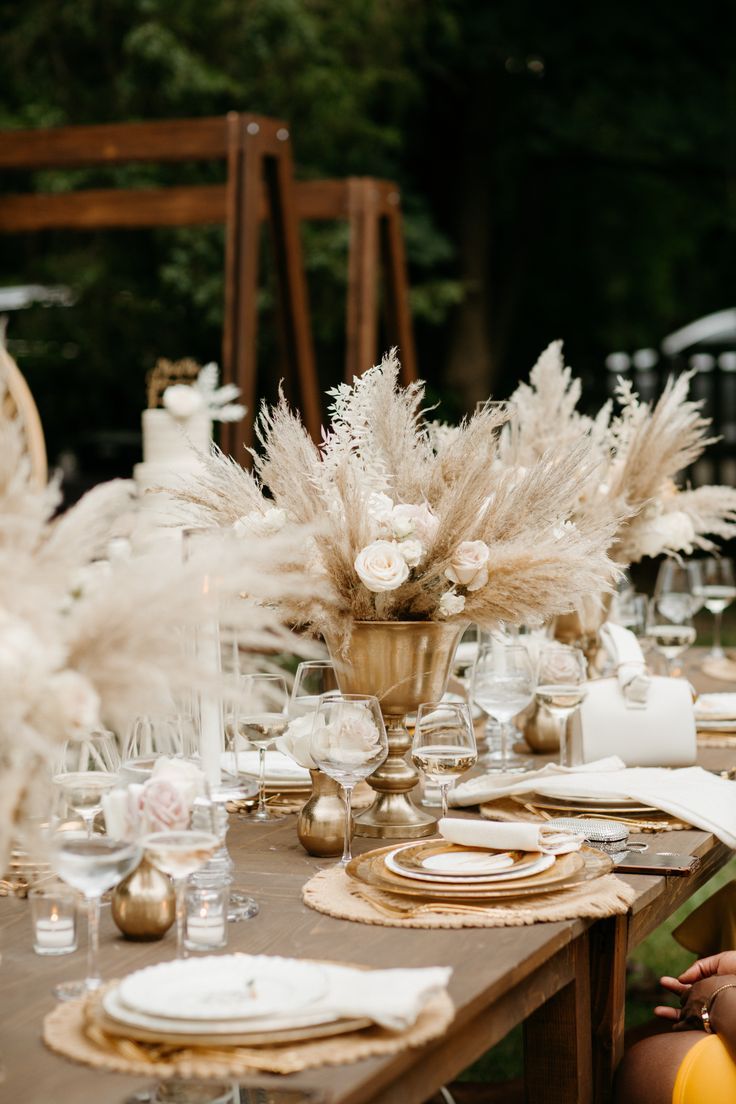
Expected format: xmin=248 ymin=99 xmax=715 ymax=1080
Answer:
xmin=175 ymin=351 xmax=620 ymax=837
xmin=499 ymin=340 xmax=736 ymax=565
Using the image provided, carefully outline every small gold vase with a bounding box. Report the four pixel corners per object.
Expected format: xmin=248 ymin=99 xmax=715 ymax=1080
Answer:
xmin=554 ymin=592 xmax=612 ymax=671
xmin=325 ymin=619 xmax=467 ymax=840
xmin=111 ymin=856 xmax=176 ymax=941
xmin=523 ymin=701 xmax=566 ymax=754
xmin=297 ymin=770 xmax=347 ymax=857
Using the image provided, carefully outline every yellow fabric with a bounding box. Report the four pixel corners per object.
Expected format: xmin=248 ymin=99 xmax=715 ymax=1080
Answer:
xmin=673 ymin=880 xmax=736 ymax=957
xmin=673 ymin=1035 xmax=736 ymax=1104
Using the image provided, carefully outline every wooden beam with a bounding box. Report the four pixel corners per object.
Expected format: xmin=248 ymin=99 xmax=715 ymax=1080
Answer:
xmin=0 ymin=185 xmax=228 ymax=231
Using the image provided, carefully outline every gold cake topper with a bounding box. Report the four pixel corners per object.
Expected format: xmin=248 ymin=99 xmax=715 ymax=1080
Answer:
xmin=146 ymin=357 xmax=201 ymax=410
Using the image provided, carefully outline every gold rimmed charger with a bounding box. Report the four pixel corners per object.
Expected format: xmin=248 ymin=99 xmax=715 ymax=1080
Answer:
xmin=346 ymin=842 xmax=611 ymax=901
xmin=513 ymin=792 xmax=657 ymax=816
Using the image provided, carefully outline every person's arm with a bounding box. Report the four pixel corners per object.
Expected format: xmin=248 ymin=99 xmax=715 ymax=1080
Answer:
xmin=656 ymin=974 xmax=736 ymax=1058
xmin=707 ymin=983 xmax=736 ymax=1062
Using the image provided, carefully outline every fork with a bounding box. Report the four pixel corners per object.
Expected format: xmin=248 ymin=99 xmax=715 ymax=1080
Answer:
xmin=354 ymin=888 xmax=500 ymax=919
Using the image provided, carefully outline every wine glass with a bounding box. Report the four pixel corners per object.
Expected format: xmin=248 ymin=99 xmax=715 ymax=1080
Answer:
xmin=655 ymin=559 xmax=702 ymax=616
xmin=647 ymin=596 xmax=697 ymax=676
xmin=142 ymin=796 xmax=219 ymax=960
xmin=122 ymin=713 xmax=196 ymax=782
xmin=289 ymin=661 xmax=338 ymax=718
xmin=610 ymin=592 xmax=648 ymax=639
xmin=535 ymin=645 xmax=588 ymax=766
xmin=233 ymin=673 xmax=289 ymax=822
xmin=689 ymin=557 xmax=736 ymax=660
xmin=47 ymin=796 xmax=141 ymax=1000
xmin=471 ymin=642 xmax=535 ymax=773
xmin=53 ymin=731 xmax=121 ymax=838
xmin=411 ymin=702 xmax=477 ymax=818
xmin=309 ymin=694 xmax=388 ymax=865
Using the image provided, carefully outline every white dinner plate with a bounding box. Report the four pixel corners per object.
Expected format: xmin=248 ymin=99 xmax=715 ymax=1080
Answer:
xmin=118 ymin=955 xmax=328 ymax=1022
xmin=220 ymin=751 xmax=311 ymax=787
xmin=384 ymin=847 xmax=555 ymax=884
xmin=104 ymin=984 xmax=340 ymax=1035
xmin=695 ymin=693 xmax=736 ymax=722
xmin=532 ymin=785 xmax=648 ymax=808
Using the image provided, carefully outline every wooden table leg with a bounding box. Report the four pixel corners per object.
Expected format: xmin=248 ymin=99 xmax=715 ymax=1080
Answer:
xmin=589 ymin=913 xmax=629 ymax=1103
xmin=524 ymin=935 xmax=592 ymax=1104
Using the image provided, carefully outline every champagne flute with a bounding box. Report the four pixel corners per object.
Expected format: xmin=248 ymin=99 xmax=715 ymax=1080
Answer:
xmin=53 ymin=731 xmax=121 ymax=838
xmin=47 ymin=795 xmax=141 ymax=1000
xmin=471 ymin=642 xmax=535 ymax=773
xmin=689 ymin=557 xmax=736 ymax=660
xmin=411 ymin=702 xmax=477 ymax=817
xmin=234 ymin=673 xmax=289 ymax=822
xmin=647 ymin=597 xmax=696 ymax=676
xmin=142 ymin=796 xmax=219 ymax=960
xmin=289 ymin=661 xmax=338 ymax=718
xmin=309 ymin=694 xmax=388 ymax=865
xmin=535 ymin=645 xmax=588 ymax=766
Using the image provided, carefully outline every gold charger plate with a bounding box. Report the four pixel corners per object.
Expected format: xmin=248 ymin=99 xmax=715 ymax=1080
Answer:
xmin=514 ymin=793 xmax=658 ymax=816
xmin=389 ymin=842 xmax=544 ymax=881
xmin=91 ymin=1003 xmax=370 ymax=1048
xmin=346 ymin=843 xmax=611 ymax=901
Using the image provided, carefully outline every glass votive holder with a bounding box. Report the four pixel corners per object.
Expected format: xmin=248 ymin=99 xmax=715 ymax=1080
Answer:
xmin=29 ymin=885 xmax=78 ymax=956
xmin=185 ymin=885 xmax=228 ymax=951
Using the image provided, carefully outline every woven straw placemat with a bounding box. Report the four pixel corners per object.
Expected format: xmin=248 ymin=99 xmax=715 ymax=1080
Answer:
xmin=302 ymin=863 xmax=635 ymax=929
xmin=43 ymin=984 xmax=454 ymax=1078
xmin=478 ymin=797 xmax=690 ymax=833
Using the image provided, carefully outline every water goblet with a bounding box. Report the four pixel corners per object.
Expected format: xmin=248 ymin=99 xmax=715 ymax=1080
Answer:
xmin=535 ymin=645 xmax=588 ymax=766
xmin=689 ymin=557 xmax=736 ymax=660
xmin=289 ymin=660 xmax=338 ymax=718
xmin=309 ymin=694 xmax=388 ymax=865
xmin=47 ymin=803 xmax=141 ymax=1000
xmin=231 ymin=673 xmax=290 ymax=822
xmin=142 ymin=796 xmax=219 ymax=960
xmin=646 ymin=596 xmax=696 ymax=676
xmin=471 ymin=642 xmax=535 ymax=773
xmin=53 ymin=730 xmax=121 ymax=838
xmin=411 ymin=702 xmax=477 ymax=818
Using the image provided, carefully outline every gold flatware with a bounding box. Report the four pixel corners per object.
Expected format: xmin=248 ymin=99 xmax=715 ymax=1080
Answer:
xmin=522 ymin=801 xmax=687 ymax=833
xmin=353 ymin=888 xmax=505 ymax=919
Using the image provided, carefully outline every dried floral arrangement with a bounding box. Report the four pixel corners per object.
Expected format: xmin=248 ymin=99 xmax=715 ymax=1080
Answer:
xmin=0 ymin=366 xmax=309 ymax=869
xmin=499 ymin=340 xmax=736 ymax=564
xmin=175 ymin=350 xmax=620 ymax=646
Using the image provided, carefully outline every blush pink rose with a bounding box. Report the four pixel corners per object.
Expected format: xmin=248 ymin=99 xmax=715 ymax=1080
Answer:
xmin=140 ymin=778 xmax=191 ymax=833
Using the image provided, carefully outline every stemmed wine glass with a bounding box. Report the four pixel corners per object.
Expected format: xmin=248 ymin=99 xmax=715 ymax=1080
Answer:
xmin=535 ymin=645 xmax=588 ymax=766
xmin=232 ymin=674 xmax=290 ymax=822
xmin=471 ymin=642 xmax=535 ymax=773
xmin=53 ymin=731 xmax=121 ymax=838
xmin=646 ymin=596 xmax=696 ymax=676
xmin=142 ymin=796 xmax=219 ymax=960
xmin=655 ymin=559 xmax=701 ymax=617
xmin=309 ymin=694 xmax=388 ymax=865
xmin=689 ymin=557 xmax=736 ymax=660
xmin=47 ymin=790 xmax=141 ymax=1000
xmin=411 ymin=702 xmax=477 ymax=818
xmin=289 ymin=661 xmax=338 ymax=718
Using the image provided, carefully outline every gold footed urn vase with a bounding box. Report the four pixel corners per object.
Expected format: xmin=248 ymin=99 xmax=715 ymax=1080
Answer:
xmin=325 ymin=620 xmax=466 ymax=840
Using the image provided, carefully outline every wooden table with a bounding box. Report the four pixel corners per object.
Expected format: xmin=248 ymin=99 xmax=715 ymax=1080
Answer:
xmin=1 ymin=750 xmax=734 ymax=1103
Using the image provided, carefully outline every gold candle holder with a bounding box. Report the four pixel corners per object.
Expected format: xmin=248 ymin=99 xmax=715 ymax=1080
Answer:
xmin=325 ymin=620 xmax=466 ymax=839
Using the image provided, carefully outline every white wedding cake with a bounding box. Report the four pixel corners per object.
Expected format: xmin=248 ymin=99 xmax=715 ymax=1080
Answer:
xmin=133 ymin=358 xmax=245 ymax=522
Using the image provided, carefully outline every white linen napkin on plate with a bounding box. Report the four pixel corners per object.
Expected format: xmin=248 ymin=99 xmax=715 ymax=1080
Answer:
xmin=694 ymin=693 xmax=736 ymax=722
xmin=319 ymin=964 xmax=452 ymax=1030
xmin=449 ymin=756 xmax=736 ymax=848
xmin=438 ymin=817 xmax=581 ymax=855
xmin=599 ymin=622 xmax=651 ymax=707
xmin=220 ymin=750 xmax=310 ymax=781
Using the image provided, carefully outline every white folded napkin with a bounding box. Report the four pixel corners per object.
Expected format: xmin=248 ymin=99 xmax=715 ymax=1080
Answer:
xmin=220 ymin=750 xmax=311 ymax=781
xmin=438 ymin=817 xmax=581 ymax=855
xmin=449 ymin=756 xmax=736 ymax=849
xmin=694 ymin=693 xmax=736 ymax=722
xmin=599 ymin=622 xmax=651 ymax=708
xmin=319 ymin=964 xmax=452 ymax=1030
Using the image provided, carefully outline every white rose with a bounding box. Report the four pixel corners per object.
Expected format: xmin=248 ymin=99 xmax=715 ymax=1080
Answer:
xmin=397 ymin=538 xmax=424 ymax=567
xmin=439 ymin=590 xmax=466 ymax=617
xmin=162 ymin=384 xmax=205 ymax=419
xmin=275 ymin=712 xmax=325 ymax=770
xmin=233 ymin=507 xmax=287 ymax=538
xmin=390 ymin=502 xmax=440 ymax=546
xmin=46 ymin=670 xmax=101 ymax=738
xmin=310 ymin=704 xmax=385 ymax=773
xmin=445 ymin=540 xmax=491 ymax=592
xmin=354 ymin=540 xmax=410 ymax=592
xmin=635 ymin=510 xmax=697 ymax=559
xmin=150 ymin=756 xmax=206 ymax=806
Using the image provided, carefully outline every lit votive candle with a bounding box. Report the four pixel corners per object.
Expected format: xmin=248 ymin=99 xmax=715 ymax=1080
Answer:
xmin=185 ymin=886 xmax=228 ymax=951
xmin=29 ymin=887 xmax=78 ymax=956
